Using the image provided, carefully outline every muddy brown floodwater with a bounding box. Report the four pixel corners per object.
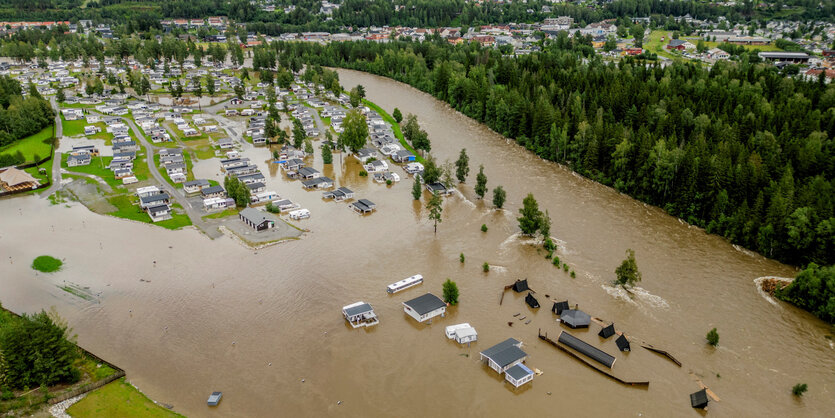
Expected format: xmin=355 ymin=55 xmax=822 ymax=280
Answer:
xmin=1 ymin=69 xmax=833 ymax=417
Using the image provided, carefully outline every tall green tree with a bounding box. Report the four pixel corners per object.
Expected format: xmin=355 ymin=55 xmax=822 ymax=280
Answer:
xmin=518 ymin=193 xmax=542 ymax=235
xmin=474 ymin=165 xmax=487 ymax=198
xmin=455 ymin=148 xmax=470 ymax=183
xmin=493 ymin=186 xmax=506 ymax=209
xmin=412 ymin=176 xmax=422 ymax=200
xmin=615 ymin=249 xmax=642 ymax=288
xmin=427 ymin=191 xmax=443 ymax=234
xmin=205 ymin=74 xmax=216 ymax=96
xmin=292 ymin=119 xmax=306 ymax=149
xmin=442 ymin=279 xmax=459 ymax=305
xmin=322 ymin=143 xmax=333 ymax=164
xmin=392 ymin=107 xmax=403 ymax=123
xmin=339 ymin=109 xmax=369 ymax=152
xmin=0 ymin=309 xmax=80 ymax=389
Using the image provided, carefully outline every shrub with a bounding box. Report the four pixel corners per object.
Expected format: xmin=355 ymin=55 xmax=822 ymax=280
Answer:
xmin=706 ymin=328 xmax=719 ymax=346
xmin=459 ymin=253 xmax=465 ymax=263
xmin=359 ymin=170 xmax=368 ymax=177
xmin=543 ymin=237 xmax=556 ymax=252
xmin=481 ymin=224 xmax=488 ymax=232
xmin=563 ymin=264 xmax=569 ymax=272
xmin=792 ymin=383 xmax=808 ymax=396
xmin=482 ymin=262 xmax=490 ymax=272
xmin=570 ymin=270 xmax=576 ymax=278
xmin=31 ymin=256 xmax=62 ymax=273
xmin=265 ymin=203 xmax=279 ymax=213
xmin=553 ymin=256 xmax=561 ymax=266
xmin=386 ymin=179 xmax=392 ymax=185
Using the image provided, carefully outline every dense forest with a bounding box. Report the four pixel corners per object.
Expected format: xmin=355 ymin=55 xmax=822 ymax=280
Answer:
xmin=257 ymin=38 xmax=835 ymax=270
xmin=0 ymin=75 xmax=54 ymax=149
xmin=1 ymin=0 xmax=834 ymax=32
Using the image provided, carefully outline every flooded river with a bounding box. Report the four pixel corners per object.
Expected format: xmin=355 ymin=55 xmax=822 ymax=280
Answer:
xmin=1 ymin=69 xmax=833 ymax=417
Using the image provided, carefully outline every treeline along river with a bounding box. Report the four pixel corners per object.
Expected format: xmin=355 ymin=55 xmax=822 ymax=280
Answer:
xmin=269 ymin=39 xmax=835 ymax=270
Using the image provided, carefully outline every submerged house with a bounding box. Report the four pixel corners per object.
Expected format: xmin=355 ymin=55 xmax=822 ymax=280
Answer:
xmin=480 ymin=338 xmax=527 ymax=375
xmin=615 ymin=334 xmax=631 ymax=352
xmin=445 ymin=323 xmax=478 ymax=344
xmin=690 ymin=389 xmax=709 ymax=409
xmin=351 ymin=199 xmax=376 ymax=214
xmin=504 ymin=363 xmax=535 ymax=388
xmin=560 ymin=309 xmax=590 ymax=329
xmin=598 ymin=323 xmax=616 ymax=339
xmin=525 ymin=292 xmax=540 ymax=309
xmin=511 ymin=279 xmax=529 ymax=293
xmin=552 ymin=300 xmax=570 ymax=315
xmin=342 ymin=301 xmax=379 ymax=328
xmin=402 ymin=293 xmax=447 ymax=323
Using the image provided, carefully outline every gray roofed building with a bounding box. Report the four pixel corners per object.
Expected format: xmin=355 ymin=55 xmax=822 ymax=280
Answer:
xmin=201 ymin=185 xmax=225 ymax=198
xmin=239 ymin=207 xmax=275 ymax=231
xmin=557 ymin=331 xmax=616 ymax=368
xmin=560 ymin=309 xmax=591 ymax=329
xmin=139 ymin=192 xmax=170 ymax=208
xmin=402 ymin=293 xmax=447 ymax=323
xmin=480 ymin=338 xmax=528 ymax=374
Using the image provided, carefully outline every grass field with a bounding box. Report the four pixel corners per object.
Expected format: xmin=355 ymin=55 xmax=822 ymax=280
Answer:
xmin=645 ymin=31 xmax=681 ymax=61
xmin=362 ymin=99 xmax=424 ymax=163
xmin=699 ymin=39 xmax=783 ymax=51
xmin=61 ymin=114 xmax=87 ymax=137
xmin=66 ymin=378 xmax=183 ymax=418
xmin=0 ymin=126 xmax=54 ymax=162
xmin=202 ymin=207 xmax=239 ymax=220
xmin=31 ymin=255 xmax=62 ymax=272
xmin=105 ymin=195 xmax=192 ymax=230
xmin=63 ymin=154 xmax=123 ymax=188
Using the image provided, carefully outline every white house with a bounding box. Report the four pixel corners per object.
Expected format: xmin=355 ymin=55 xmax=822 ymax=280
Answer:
xmin=479 ymin=338 xmax=527 ymax=375
xmin=342 ymin=301 xmax=379 ymax=328
xmin=445 ymin=323 xmax=478 ymax=344
xmin=504 ymin=363 xmax=534 ymax=388
xmin=402 ymin=293 xmax=447 ymax=323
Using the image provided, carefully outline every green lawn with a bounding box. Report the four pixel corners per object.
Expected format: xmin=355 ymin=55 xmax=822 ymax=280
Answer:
xmin=61 ymin=114 xmax=87 ymax=137
xmin=361 ymin=99 xmax=424 ymax=163
xmin=105 ymin=195 xmax=192 ymax=230
xmin=701 ymin=40 xmax=783 ymax=51
xmin=66 ymin=378 xmax=183 ymax=418
xmin=202 ymin=207 xmax=239 ymax=220
xmin=0 ymin=126 xmax=54 ymax=162
xmin=645 ymin=31 xmax=681 ymax=61
xmin=63 ymin=155 xmax=123 ymax=188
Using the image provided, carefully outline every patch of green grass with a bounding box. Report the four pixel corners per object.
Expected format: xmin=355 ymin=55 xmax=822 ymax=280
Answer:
xmin=24 ymin=155 xmax=53 ymax=184
xmin=32 ymin=255 xmax=62 ymax=272
xmin=105 ymin=195 xmax=192 ymax=230
xmin=61 ymin=114 xmax=87 ymax=137
xmin=702 ymin=40 xmax=782 ymax=51
xmin=0 ymin=126 xmax=54 ymax=162
xmin=66 ymin=377 xmax=183 ymax=418
xmin=645 ymin=31 xmax=681 ymax=61
xmin=362 ymin=99 xmax=424 ymax=163
xmin=63 ymin=154 xmax=124 ymax=189
xmin=202 ymin=207 xmax=239 ymax=220
xmin=59 ymin=284 xmax=95 ymax=301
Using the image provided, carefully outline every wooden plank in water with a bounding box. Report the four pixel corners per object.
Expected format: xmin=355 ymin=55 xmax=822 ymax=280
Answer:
xmin=641 ymin=345 xmax=682 ymax=367
xmin=538 ymin=329 xmax=649 ymax=388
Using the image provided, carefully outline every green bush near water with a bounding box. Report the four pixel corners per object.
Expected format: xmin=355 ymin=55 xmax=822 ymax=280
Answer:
xmin=31 ymin=255 xmax=62 ymax=273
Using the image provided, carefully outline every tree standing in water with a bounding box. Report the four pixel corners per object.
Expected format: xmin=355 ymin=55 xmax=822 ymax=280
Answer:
xmin=615 ymin=249 xmax=642 ymax=288
xmin=492 ymin=186 xmax=506 ymax=209
xmin=427 ymin=191 xmax=443 ymax=233
xmin=474 ymin=165 xmax=487 ymax=198
xmin=412 ymin=176 xmax=422 ymax=200
xmin=455 ymin=148 xmax=469 ymax=183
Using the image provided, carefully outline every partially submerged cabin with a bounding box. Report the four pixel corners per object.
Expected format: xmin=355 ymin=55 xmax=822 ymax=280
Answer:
xmin=207 ymin=391 xmax=222 ymax=406
xmin=599 ymin=323 xmax=616 ymax=339
xmin=512 ymin=279 xmax=529 ymax=293
xmin=525 ymin=292 xmax=540 ymax=309
xmin=504 ymin=363 xmax=535 ymax=388
xmin=402 ymin=293 xmax=446 ymax=323
xmin=342 ymin=301 xmax=379 ymax=328
xmin=445 ymin=323 xmax=477 ymax=344
xmin=557 ymin=331 xmax=616 ymax=368
xmin=351 ymin=199 xmax=376 ymax=214
xmin=480 ymin=338 xmax=527 ymax=374
xmin=560 ymin=309 xmax=590 ymax=329
xmin=615 ymin=334 xmax=631 ymax=352
xmin=552 ymin=300 xmax=570 ymax=315
xmin=690 ymin=389 xmax=709 ymax=409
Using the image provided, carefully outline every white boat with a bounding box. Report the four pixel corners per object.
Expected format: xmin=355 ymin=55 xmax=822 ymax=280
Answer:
xmin=386 ymin=274 xmax=424 ymax=294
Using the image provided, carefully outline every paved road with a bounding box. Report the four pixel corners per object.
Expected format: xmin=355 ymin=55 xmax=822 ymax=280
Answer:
xmin=112 ymin=114 xmax=223 ymax=238
xmin=40 ymin=98 xmax=63 ymax=198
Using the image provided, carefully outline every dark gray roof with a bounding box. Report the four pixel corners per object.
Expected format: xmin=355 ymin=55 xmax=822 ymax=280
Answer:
xmin=480 ymin=338 xmax=527 ymax=368
xmin=357 ymin=198 xmax=375 ymax=208
xmin=147 ymin=204 xmax=169 ymax=214
xmin=298 ymin=167 xmax=319 ymax=176
xmin=201 ymin=185 xmax=225 ymax=196
xmin=560 ymin=309 xmax=590 ymax=328
xmin=558 ymin=331 xmax=615 ymax=368
xmin=525 ymin=292 xmax=540 ymax=308
xmin=344 ymin=303 xmax=373 ymax=317
xmin=246 ymin=182 xmax=265 ymax=190
xmin=552 ymin=300 xmax=570 ymax=315
xmin=512 ymin=279 xmax=529 ymax=292
xmin=599 ymin=323 xmax=615 ymax=339
xmin=140 ymin=193 xmax=169 ymax=204
xmin=239 ymin=207 xmax=270 ymax=225
xmin=505 ymin=363 xmax=533 ymax=381
xmin=690 ymin=389 xmax=708 ymax=409
xmin=403 ymin=293 xmax=446 ymax=315
xmin=615 ymin=334 xmax=630 ymax=352
xmin=184 ymin=179 xmax=209 ymax=187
